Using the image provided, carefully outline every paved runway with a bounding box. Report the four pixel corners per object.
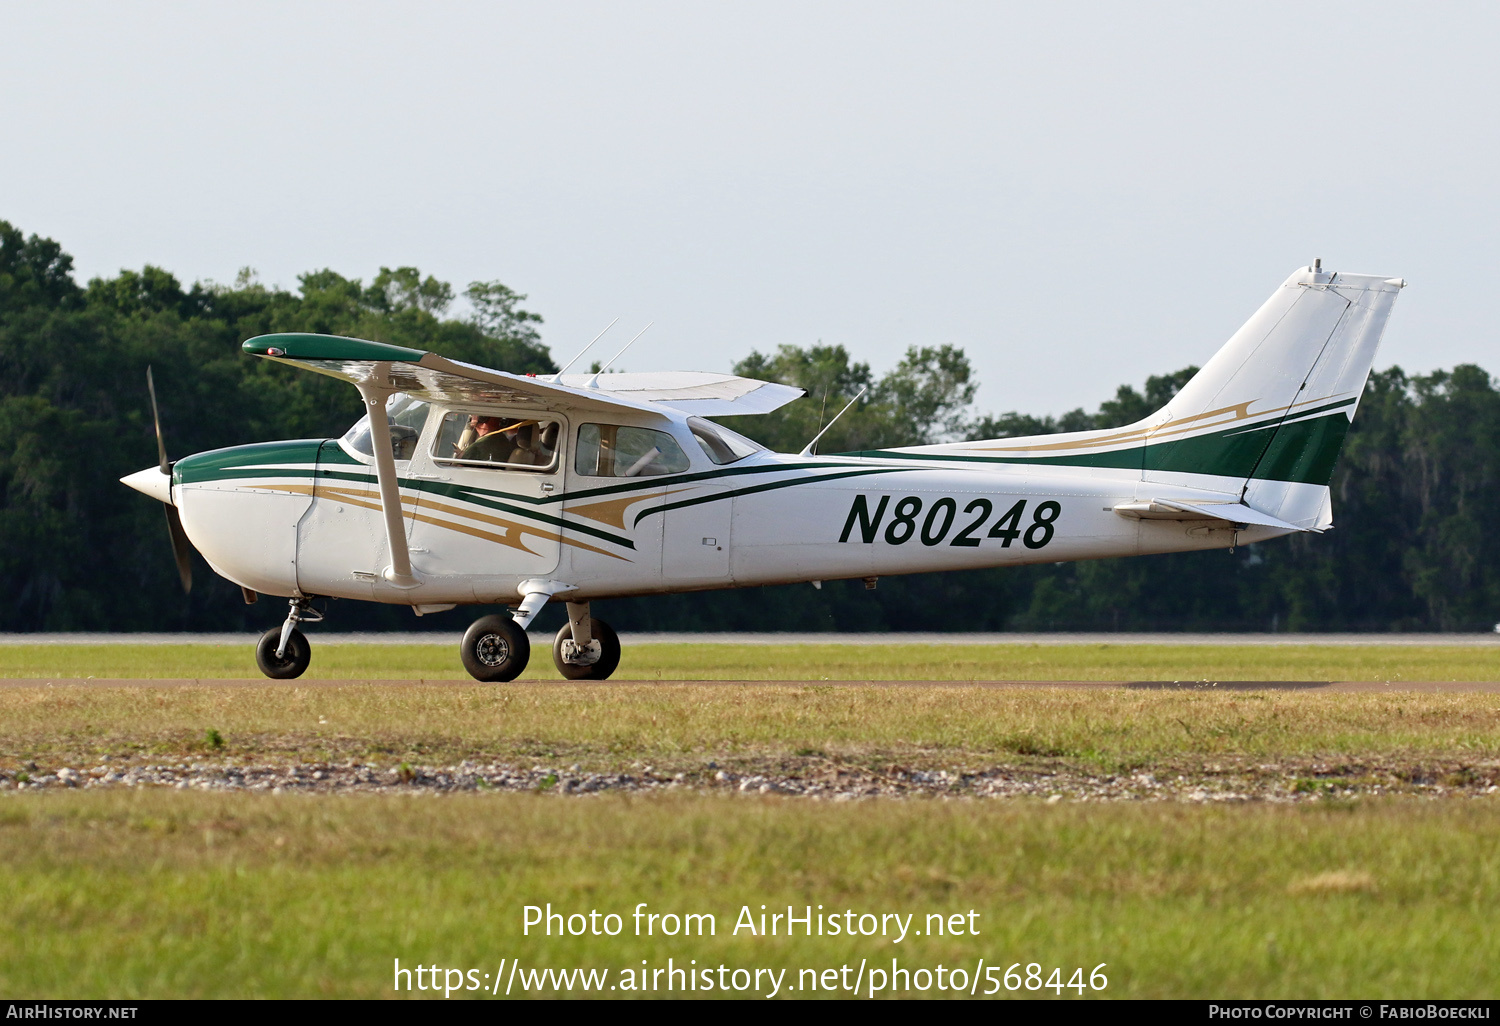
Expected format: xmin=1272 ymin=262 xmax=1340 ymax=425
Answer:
xmin=4 ymin=678 xmax=1499 ymax=691
xmin=5 ymin=632 xmax=1500 ymax=646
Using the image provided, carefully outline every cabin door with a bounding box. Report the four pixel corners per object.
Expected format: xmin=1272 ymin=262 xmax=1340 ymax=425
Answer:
xmin=404 ymin=410 xmax=566 ymax=592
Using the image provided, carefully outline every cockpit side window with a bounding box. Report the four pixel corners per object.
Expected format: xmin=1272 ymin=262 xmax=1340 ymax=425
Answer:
xmin=574 ymin=424 xmax=690 ymax=477
xmin=340 ymin=393 xmax=430 ymax=461
xmin=432 ymin=411 xmax=560 ymax=472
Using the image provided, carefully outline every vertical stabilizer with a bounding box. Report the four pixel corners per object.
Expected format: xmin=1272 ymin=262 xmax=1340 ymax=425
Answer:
xmin=879 ymin=266 xmax=1404 ymax=532
xmin=1143 ymin=266 xmax=1404 ymax=525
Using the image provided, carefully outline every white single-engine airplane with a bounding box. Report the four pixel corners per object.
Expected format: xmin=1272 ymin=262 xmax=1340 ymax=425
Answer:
xmin=123 ymin=264 xmax=1403 ymax=680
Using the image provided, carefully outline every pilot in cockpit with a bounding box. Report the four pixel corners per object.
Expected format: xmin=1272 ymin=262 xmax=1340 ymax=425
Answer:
xmin=454 ymin=414 xmax=557 ymax=467
xmin=457 ymin=415 xmax=510 ymax=462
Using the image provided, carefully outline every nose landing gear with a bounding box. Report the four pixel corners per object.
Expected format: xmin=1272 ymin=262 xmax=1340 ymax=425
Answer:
xmin=254 ymin=597 xmax=322 ymax=679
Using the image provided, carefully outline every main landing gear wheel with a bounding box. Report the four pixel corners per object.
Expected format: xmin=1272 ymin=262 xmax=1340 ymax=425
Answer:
xmin=255 ymin=626 xmax=311 ymax=679
xmin=552 ymin=617 xmax=621 ymax=681
xmin=461 ymin=615 xmax=531 ymax=682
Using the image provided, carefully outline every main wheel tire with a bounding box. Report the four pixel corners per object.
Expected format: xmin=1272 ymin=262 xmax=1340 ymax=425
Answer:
xmin=255 ymin=626 xmax=311 ymax=679
xmin=551 ymin=617 xmax=621 ymax=680
xmin=461 ymin=615 xmax=531 ymax=682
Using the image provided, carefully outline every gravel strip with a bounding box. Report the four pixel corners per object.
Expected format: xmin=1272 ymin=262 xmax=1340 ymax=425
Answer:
xmin=3 ymin=760 xmax=1498 ymax=802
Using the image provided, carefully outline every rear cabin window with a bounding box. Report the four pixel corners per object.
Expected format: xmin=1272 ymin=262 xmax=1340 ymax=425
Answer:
xmin=574 ymin=424 xmax=690 ymax=478
xmin=432 ymin=412 xmax=560 ymax=471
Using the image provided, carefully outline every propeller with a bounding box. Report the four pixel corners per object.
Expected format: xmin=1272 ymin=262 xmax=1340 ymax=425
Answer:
xmin=164 ymin=506 xmax=193 ymax=594
xmin=146 ymin=367 xmax=193 ymax=593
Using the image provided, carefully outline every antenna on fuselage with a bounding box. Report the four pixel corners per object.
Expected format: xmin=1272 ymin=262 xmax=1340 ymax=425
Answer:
xmin=799 ymin=386 xmax=868 ymax=457
xmin=549 ymin=317 xmax=619 ymax=382
xmin=585 ymin=322 xmax=653 ymax=388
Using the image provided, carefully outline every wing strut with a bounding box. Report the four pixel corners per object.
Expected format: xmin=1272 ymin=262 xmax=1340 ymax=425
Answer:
xmin=356 ymin=365 xmax=419 ymax=587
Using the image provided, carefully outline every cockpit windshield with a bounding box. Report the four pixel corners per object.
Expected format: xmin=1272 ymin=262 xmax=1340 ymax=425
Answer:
xmin=687 ymin=417 xmax=764 ymax=465
xmin=340 ymin=393 xmax=431 ymax=461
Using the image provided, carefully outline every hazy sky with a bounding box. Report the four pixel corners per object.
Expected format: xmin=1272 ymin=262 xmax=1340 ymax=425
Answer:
xmin=4 ymin=1 xmax=1497 ymax=418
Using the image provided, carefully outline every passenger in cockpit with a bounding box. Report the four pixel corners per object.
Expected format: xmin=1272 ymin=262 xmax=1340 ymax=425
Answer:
xmin=507 ymin=423 xmax=546 ymax=466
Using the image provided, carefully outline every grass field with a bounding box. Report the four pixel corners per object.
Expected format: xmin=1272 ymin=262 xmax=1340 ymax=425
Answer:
xmin=5 ymin=641 xmax=1500 ymax=682
xmin=4 ymin=643 xmax=1498 ymax=999
xmin=2 ymin=681 xmax=1499 ymax=774
xmin=2 ymin=791 xmax=1497 ymax=998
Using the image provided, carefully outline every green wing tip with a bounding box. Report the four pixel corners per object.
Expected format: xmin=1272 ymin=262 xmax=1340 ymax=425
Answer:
xmin=240 ymin=333 xmax=429 ymax=362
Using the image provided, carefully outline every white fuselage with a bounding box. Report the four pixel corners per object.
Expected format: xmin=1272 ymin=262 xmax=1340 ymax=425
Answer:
xmin=170 ymin=400 xmax=1286 ymax=609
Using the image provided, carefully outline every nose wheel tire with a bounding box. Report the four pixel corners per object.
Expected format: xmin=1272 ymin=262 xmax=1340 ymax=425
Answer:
xmin=461 ymin=615 xmax=531 ymax=682
xmin=552 ymin=617 xmax=621 ymax=680
xmin=255 ymin=626 xmax=311 ymax=679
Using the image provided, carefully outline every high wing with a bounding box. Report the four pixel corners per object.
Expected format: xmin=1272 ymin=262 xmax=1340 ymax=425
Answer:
xmin=554 ymin=371 xmax=803 ymax=416
xmin=241 ymin=334 xmax=804 ymax=417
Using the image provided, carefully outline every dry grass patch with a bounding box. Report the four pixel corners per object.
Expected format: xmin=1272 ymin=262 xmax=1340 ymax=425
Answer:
xmin=1287 ymin=870 xmax=1380 ymax=896
xmin=0 ymin=682 xmax=1496 ymax=774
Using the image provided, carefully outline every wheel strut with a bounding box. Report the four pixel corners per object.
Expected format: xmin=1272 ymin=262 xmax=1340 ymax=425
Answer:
xmin=552 ymin=602 xmax=622 ymax=680
xmin=276 ymin=597 xmax=324 ymax=658
xmin=559 ymin=601 xmax=600 ymax=666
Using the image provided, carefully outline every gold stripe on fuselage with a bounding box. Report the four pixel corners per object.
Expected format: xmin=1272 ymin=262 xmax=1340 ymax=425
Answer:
xmin=566 ymin=487 xmax=694 ymax=529
xmin=961 ymin=392 xmax=1347 ymax=455
xmin=242 ymin=482 xmax=632 ymax=561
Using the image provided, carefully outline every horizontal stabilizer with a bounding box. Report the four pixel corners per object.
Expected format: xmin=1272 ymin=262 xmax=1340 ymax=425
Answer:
xmin=1112 ymin=499 xmax=1311 ymax=533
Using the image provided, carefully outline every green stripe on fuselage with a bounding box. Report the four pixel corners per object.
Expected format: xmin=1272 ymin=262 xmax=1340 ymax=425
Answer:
xmin=552 ymin=459 xmax=877 ymax=504
xmin=173 ymin=439 xmax=326 ymax=484
xmin=632 ymin=468 xmax=912 ymax=527
xmin=841 ymin=406 xmax=1355 ymax=486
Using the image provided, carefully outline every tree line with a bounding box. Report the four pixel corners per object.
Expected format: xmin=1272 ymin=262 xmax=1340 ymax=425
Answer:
xmin=4 ymin=219 xmax=1497 ymax=633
